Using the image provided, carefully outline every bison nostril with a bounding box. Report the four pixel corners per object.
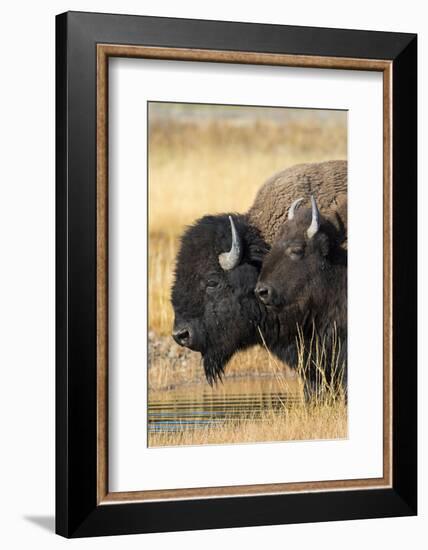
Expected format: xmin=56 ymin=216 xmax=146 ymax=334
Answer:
xmin=256 ymin=285 xmax=271 ymax=301
xmin=178 ymin=329 xmax=189 ymax=341
xmin=173 ymin=327 xmax=192 ymax=346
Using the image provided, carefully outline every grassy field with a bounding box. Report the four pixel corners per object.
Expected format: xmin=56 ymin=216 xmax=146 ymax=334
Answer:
xmin=149 ymin=400 xmax=348 ymax=447
xmin=147 ymin=103 xmax=347 ymax=445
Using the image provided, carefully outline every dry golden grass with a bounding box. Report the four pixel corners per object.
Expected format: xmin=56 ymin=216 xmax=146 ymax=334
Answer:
xmin=148 ymin=233 xmax=179 ymax=337
xmin=149 ymin=400 xmax=347 ymax=447
xmin=149 ymin=116 xmax=347 ymax=237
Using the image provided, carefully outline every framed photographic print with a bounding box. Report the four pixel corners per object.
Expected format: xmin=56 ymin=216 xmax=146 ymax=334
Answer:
xmin=56 ymin=11 xmax=417 ymax=538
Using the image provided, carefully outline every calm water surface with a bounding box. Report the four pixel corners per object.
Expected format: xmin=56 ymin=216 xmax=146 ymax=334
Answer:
xmin=148 ymin=391 xmax=302 ymax=434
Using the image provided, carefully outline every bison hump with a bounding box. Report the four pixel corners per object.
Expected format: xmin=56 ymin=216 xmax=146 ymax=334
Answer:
xmin=247 ymin=160 xmax=347 ymax=246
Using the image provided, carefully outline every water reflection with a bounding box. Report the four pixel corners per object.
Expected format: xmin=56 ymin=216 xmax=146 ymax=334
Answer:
xmin=148 ymin=391 xmax=302 ymax=433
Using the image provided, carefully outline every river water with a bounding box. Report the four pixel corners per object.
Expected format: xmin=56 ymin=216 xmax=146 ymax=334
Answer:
xmin=148 ymin=381 xmax=302 ymax=435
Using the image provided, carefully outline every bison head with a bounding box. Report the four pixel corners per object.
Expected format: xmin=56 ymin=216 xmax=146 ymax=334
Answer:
xmin=171 ymin=214 xmax=267 ymax=384
xmin=256 ymin=196 xmax=345 ymax=312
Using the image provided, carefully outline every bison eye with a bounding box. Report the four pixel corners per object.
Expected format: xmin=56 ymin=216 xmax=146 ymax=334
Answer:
xmin=206 ymin=279 xmax=219 ymax=289
xmin=287 ymin=246 xmax=304 ymax=260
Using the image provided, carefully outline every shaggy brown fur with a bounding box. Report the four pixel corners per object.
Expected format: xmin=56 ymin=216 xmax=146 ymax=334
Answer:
xmin=256 ymin=203 xmax=347 ymax=397
xmin=248 ymin=160 xmax=347 ymax=246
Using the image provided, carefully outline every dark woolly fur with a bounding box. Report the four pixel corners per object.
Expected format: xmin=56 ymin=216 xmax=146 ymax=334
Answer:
xmin=171 ymin=161 xmax=348 ymax=391
xmin=258 ymin=206 xmax=347 ymax=395
xmin=172 ymin=214 xmax=267 ymax=385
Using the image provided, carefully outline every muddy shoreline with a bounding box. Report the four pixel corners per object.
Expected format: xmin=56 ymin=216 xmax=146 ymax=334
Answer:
xmin=148 ymin=331 xmax=297 ymax=393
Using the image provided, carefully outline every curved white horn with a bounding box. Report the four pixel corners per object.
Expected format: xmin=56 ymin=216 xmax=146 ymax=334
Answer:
xmin=306 ymin=195 xmax=320 ymax=239
xmin=288 ymin=197 xmax=304 ymax=220
xmin=219 ymin=216 xmax=242 ymax=271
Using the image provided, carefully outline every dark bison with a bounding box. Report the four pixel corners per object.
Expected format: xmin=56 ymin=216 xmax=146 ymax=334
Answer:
xmin=256 ymin=195 xmax=347 ymax=396
xmin=172 ymin=214 xmax=267 ymax=384
xmin=171 ymin=161 xmax=347 ymax=385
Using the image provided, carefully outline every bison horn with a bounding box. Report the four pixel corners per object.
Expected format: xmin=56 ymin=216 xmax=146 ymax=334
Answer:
xmin=219 ymin=216 xmax=242 ymax=271
xmin=306 ymin=195 xmax=320 ymax=239
xmin=288 ymin=197 xmax=304 ymax=220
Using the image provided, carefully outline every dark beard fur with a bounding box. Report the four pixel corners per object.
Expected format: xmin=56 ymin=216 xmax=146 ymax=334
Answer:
xmin=202 ymin=349 xmax=231 ymax=386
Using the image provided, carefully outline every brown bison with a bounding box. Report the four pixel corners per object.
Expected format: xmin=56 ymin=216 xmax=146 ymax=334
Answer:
xmin=171 ymin=161 xmax=347 ymax=387
xmin=256 ymin=195 xmax=347 ymax=397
